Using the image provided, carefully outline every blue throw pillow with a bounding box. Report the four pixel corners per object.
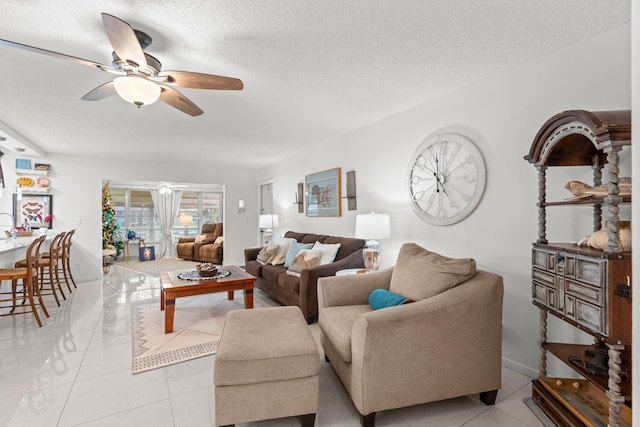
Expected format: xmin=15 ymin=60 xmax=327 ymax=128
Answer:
xmin=284 ymin=241 xmax=314 ymax=267
xmin=368 ymin=289 xmax=406 ymax=310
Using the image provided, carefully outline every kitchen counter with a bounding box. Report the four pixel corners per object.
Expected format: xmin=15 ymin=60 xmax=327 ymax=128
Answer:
xmin=0 ymin=230 xmax=54 ymax=268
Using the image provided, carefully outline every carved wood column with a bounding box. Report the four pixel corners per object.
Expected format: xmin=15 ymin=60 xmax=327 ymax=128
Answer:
xmin=592 ymin=163 xmax=602 ymax=233
xmin=538 ymin=309 xmax=547 ymax=376
xmin=606 ymin=344 xmax=625 ymax=427
xmin=604 ymin=148 xmax=622 ymax=253
xmin=537 ymin=166 xmax=547 ymax=244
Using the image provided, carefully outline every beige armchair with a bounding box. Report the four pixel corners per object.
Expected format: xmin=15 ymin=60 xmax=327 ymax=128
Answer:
xmin=318 ymin=243 xmax=504 ymax=427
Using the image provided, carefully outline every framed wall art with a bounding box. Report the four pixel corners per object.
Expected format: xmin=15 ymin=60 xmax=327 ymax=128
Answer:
xmin=13 ymin=194 xmax=53 ymax=229
xmin=305 ymin=167 xmax=341 ymax=217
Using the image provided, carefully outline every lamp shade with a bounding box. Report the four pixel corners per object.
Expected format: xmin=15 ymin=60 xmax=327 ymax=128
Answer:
xmin=355 ymin=213 xmax=391 ymax=240
xmin=114 ymin=75 xmax=161 ymax=106
xmin=259 ymin=214 xmax=279 ymax=229
xmin=179 ymin=215 xmax=193 ymax=225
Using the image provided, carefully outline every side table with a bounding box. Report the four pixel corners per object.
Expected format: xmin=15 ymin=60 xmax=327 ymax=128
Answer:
xmin=124 ymin=237 xmax=146 ymax=262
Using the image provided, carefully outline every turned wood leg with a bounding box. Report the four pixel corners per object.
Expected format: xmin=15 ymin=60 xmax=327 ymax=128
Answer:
xmin=480 ymin=389 xmax=498 ymax=405
xmin=360 ymin=412 xmax=375 ymax=427
xmin=300 ymin=413 xmax=315 ymax=427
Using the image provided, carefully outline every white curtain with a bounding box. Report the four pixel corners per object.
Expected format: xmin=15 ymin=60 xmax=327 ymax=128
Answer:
xmin=150 ymin=189 xmax=183 ymax=258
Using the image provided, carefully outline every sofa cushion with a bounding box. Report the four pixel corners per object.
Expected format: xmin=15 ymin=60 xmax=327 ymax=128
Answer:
xmin=256 ymin=243 xmax=279 ymax=265
xmin=262 ymin=264 xmax=286 ymax=284
xmin=389 ymin=243 xmax=477 ymax=301
xmin=214 ymin=236 xmax=224 ymax=244
xmin=323 ymin=236 xmax=366 ymax=261
xmin=284 ymin=242 xmax=314 ymax=267
xmin=278 ymin=271 xmax=300 ymax=294
xmin=195 ymin=233 xmax=216 ymax=244
xmin=300 ymin=233 xmax=326 ymax=244
xmin=312 ymin=242 xmax=341 ymax=265
xmin=319 ymin=305 xmax=371 ymax=363
xmin=245 ymin=260 xmax=262 ymax=278
xmin=201 ymin=223 xmax=217 ymax=234
xmin=213 ymin=222 xmax=223 ymax=239
xmin=271 ymin=237 xmax=296 ymax=265
xmin=287 ymin=249 xmax=322 ymax=276
xmin=368 ymin=289 xmax=406 ymax=310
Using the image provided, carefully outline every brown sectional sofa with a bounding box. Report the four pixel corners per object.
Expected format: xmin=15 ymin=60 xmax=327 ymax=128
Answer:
xmin=244 ymin=231 xmax=366 ymax=322
xmin=176 ymin=223 xmax=223 ymax=264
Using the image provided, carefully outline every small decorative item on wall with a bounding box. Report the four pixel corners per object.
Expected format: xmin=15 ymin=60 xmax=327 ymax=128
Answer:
xmin=15 ymin=159 xmax=31 ymax=170
xmin=294 ymin=182 xmax=304 ymax=213
xmin=13 ymin=194 xmax=53 ymax=229
xmin=305 ymin=167 xmax=341 ymax=217
xmin=343 ymin=170 xmax=357 ymax=210
xmin=34 ymin=163 xmax=51 ymax=171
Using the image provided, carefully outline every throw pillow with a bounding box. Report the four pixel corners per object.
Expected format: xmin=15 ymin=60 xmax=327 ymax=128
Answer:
xmin=389 ymin=243 xmax=477 ymax=301
xmin=195 ymin=234 xmax=215 ymax=244
xmin=256 ymin=243 xmax=279 ymax=265
xmin=284 ymin=242 xmax=314 ymax=268
xmin=368 ymin=289 xmax=406 ymax=310
xmin=214 ymin=236 xmax=224 ymax=244
xmin=270 ymin=237 xmax=296 ymax=265
xmin=288 ymin=249 xmax=322 ymax=275
xmin=311 ymin=241 xmax=341 ymax=265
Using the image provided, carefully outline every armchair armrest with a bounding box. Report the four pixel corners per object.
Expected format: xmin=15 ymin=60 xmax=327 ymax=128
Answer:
xmin=178 ymin=237 xmax=196 ymax=244
xmin=318 ymin=267 xmax=394 ymax=309
xmin=244 ymin=246 xmax=262 ymax=262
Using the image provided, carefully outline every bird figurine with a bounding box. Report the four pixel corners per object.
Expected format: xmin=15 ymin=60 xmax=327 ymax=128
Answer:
xmin=564 ymin=177 xmax=631 ymax=200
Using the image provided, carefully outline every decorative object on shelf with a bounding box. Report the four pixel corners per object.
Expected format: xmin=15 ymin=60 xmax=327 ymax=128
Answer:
xmin=258 ymin=214 xmax=279 ymax=244
xmin=342 ymin=170 xmax=357 ymax=210
xmin=16 ymin=177 xmax=34 ymax=187
xmin=35 ymin=176 xmax=50 ymax=188
xmin=305 ymin=167 xmax=341 ymax=217
xmin=238 ymin=199 xmax=245 ymax=214
xmin=354 ymin=212 xmax=391 ymax=271
xmin=34 ymin=163 xmax=51 ymax=171
xmin=565 ymin=177 xmax=631 ymax=200
xmin=294 ymin=183 xmax=304 ymax=213
xmin=4 ymin=230 xmax=33 ymax=237
xmin=127 ymin=229 xmax=137 ymax=239
xmin=407 ymin=133 xmax=487 ymax=226
xmin=178 ymin=214 xmax=193 ymax=236
xmin=13 ymin=194 xmax=52 ymax=229
xmin=15 ymin=158 xmax=30 ymax=169
xmin=576 ymin=221 xmax=631 ymax=251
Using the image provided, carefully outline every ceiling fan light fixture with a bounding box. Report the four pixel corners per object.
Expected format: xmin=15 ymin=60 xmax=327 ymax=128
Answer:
xmin=114 ymin=75 xmax=160 ymax=107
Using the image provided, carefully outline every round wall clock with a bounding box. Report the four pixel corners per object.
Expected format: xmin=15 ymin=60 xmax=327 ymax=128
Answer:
xmin=407 ymin=133 xmax=487 ymax=226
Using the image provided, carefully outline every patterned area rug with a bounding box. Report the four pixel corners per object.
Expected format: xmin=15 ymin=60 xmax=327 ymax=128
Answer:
xmin=131 ymin=289 xmax=279 ymax=374
xmin=115 ymin=257 xmax=201 ymax=277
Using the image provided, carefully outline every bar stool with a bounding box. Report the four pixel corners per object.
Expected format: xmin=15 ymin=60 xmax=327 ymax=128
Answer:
xmin=17 ymin=232 xmax=66 ymax=306
xmin=61 ymin=230 xmax=77 ymax=291
xmin=0 ymin=234 xmax=48 ymax=327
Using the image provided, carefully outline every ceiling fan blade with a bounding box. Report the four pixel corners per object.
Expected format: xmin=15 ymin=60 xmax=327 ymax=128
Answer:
xmin=0 ymin=38 xmax=120 ymax=74
xmin=101 ymin=13 xmax=147 ymax=69
xmin=158 ymin=70 xmax=243 ymax=90
xmin=159 ymin=85 xmax=204 ymax=116
xmin=81 ymin=81 xmax=116 ymax=101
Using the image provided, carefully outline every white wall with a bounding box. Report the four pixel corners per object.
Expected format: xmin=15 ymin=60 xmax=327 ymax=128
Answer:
xmin=0 ymin=152 xmax=260 ymax=282
xmin=258 ymin=24 xmax=631 ymax=376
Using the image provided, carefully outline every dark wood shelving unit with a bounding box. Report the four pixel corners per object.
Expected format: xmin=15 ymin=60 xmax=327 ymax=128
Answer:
xmin=524 ymin=110 xmax=632 ymax=427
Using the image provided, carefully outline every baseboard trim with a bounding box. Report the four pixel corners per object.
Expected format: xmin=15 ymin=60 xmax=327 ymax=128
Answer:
xmin=502 ymin=356 xmax=538 ymax=379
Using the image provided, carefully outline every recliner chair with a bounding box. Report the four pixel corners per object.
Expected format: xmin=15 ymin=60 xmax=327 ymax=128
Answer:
xmin=176 ymin=223 xmax=223 ymax=263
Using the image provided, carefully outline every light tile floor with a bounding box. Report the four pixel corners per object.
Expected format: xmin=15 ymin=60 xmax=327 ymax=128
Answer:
xmin=0 ymin=266 xmax=544 ymax=427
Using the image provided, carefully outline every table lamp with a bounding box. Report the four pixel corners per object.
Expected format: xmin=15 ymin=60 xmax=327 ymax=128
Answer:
xmin=179 ymin=215 xmax=193 ymax=236
xmin=259 ymin=214 xmax=279 ymax=244
xmin=355 ymin=212 xmax=391 ymax=271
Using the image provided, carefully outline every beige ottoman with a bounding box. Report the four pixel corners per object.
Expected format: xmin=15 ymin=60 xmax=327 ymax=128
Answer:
xmin=214 ymin=306 xmax=320 ymax=427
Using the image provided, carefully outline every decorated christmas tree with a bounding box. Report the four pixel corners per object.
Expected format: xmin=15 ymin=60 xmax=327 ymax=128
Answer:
xmin=102 ymin=180 xmax=124 ymax=254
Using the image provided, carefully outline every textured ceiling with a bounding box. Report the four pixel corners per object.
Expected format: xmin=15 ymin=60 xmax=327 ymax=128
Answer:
xmin=0 ymin=1 xmax=630 ymax=168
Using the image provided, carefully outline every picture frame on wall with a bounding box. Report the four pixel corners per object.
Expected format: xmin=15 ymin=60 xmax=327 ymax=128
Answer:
xmin=13 ymin=194 xmax=53 ymax=229
xmin=305 ymin=167 xmax=341 ymax=217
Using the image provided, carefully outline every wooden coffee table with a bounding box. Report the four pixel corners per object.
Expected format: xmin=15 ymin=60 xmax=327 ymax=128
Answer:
xmin=159 ymin=265 xmax=256 ymax=333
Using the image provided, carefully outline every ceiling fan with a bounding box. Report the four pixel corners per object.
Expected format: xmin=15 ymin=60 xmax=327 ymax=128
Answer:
xmin=158 ymin=182 xmax=187 ymax=194
xmin=0 ymin=13 xmax=243 ymax=116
